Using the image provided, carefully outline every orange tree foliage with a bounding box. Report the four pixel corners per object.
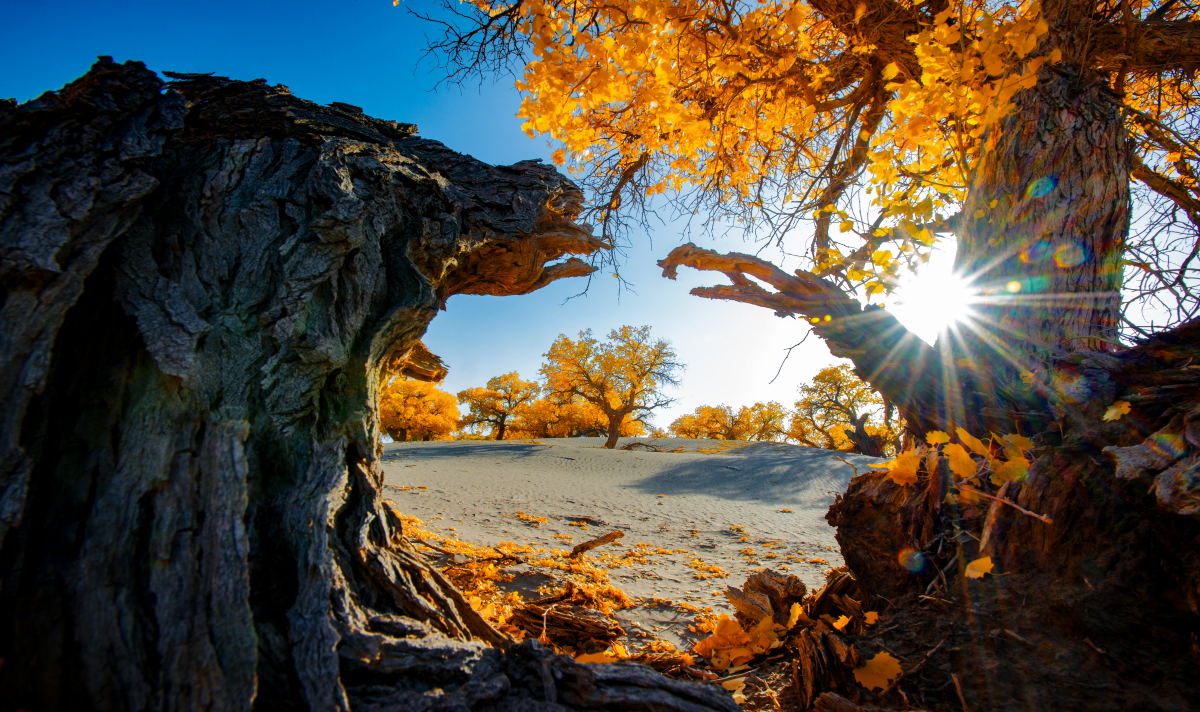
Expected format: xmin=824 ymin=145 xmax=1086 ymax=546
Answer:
xmin=379 ymin=378 xmax=460 ymax=442
xmin=507 ymin=397 xmax=646 ymax=438
xmin=788 ymin=364 xmax=900 ymax=454
xmin=420 ymin=0 xmax=1199 ymax=330
xmin=668 ymin=401 xmax=789 ymax=440
xmin=457 ymin=372 xmax=541 ymax=440
xmin=541 ymin=325 xmax=683 ymax=448
xmin=419 ymin=0 xmax=1200 ymax=443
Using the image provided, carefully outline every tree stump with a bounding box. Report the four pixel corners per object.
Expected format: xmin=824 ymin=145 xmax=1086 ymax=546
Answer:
xmin=0 ymin=59 xmax=736 ymax=712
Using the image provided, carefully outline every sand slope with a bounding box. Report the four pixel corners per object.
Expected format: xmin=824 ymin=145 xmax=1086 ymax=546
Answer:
xmin=381 ymin=437 xmax=882 ymax=649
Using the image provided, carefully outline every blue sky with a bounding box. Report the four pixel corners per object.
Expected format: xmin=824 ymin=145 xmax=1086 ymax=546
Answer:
xmin=0 ymin=0 xmax=887 ymax=428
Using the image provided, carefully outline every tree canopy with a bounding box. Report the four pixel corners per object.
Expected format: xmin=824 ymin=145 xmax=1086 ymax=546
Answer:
xmin=457 ymin=371 xmax=541 ymax=440
xmin=424 ymin=0 xmax=1198 ymax=329
xmin=787 ymin=364 xmax=900 ymax=455
xmin=507 ymin=396 xmax=647 ymax=437
xmin=541 ymin=325 xmax=683 ymax=447
xmin=380 ymin=378 xmax=461 ymax=441
xmin=420 ymin=0 xmax=1200 ymax=439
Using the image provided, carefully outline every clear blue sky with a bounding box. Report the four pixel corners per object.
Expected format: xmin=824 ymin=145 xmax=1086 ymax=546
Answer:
xmin=1 ymin=0 xmax=871 ymax=428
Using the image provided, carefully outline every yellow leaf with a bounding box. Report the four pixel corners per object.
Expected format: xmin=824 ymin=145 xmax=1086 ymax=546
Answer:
xmin=869 ymin=448 xmax=920 ymax=486
xmin=943 ymin=443 xmax=977 ymax=479
xmin=991 ymin=457 xmax=1029 ymax=484
xmin=854 ymin=2 xmax=867 ymax=23
xmin=882 ymin=62 xmax=900 ymax=80
xmin=721 ymin=678 xmax=747 ymax=691
xmin=839 ymin=220 xmax=855 ymax=233
xmin=854 ymin=651 xmax=903 ymax=691
xmin=956 ymin=427 xmax=990 ymax=456
xmin=965 ymin=556 xmax=994 ymax=579
xmin=926 ymin=431 xmax=950 ymax=445
xmin=1103 ymin=400 xmax=1131 ymax=422
xmin=575 ymin=651 xmax=616 ymax=664
xmin=787 ymin=602 xmax=803 ymax=628
xmin=864 ymin=611 xmax=879 ymax=625
xmin=833 ymin=615 xmax=850 ymax=631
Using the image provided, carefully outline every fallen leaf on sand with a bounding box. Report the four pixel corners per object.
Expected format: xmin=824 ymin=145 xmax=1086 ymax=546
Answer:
xmin=1104 ymin=400 xmax=1131 ymax=422
xmin=965 ymin=556 xmax=994 ymax=579
xmin=854 ymin=651 xmax=903 ymax=690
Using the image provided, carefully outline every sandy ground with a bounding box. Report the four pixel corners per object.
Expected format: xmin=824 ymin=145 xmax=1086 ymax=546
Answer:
xmin=381 ymin=437 xmax=882 ymax=651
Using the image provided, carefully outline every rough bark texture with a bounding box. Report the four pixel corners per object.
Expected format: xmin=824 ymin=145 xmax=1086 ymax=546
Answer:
xmin=824 ymin=322 xmax=1200 ymax=711
xmin=950 ymin=69 xmax=1130 ymax=436
xmin=0 ymin=59 xmax=737 ymax=712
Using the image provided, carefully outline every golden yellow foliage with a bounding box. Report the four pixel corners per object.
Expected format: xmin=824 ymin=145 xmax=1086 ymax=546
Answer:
xmin=788 ymin=365 xmax=900 ymax=454
xmin=379 ymin=378 xmax=460 ymax=442
xmin=669 ymin=401 xmax=789 ymax=441
xmin=541 ymin=326 xmax=683 ymax=448
xmin=457 ymin=372 xmax=541 ymax=440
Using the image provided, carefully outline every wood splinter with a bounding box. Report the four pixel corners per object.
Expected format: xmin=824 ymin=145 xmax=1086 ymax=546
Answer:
xmin=570 ymin=529 xmax=625 ymax=558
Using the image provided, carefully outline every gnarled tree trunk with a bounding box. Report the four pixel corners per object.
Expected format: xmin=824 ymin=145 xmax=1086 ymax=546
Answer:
xmin=0 ymin=59 xmax=737 ymax=712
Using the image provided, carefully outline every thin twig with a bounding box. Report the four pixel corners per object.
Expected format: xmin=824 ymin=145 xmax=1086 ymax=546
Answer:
xmin=883 ymin=638 xmax=946 ymax=697
xmin=833 ymin=456 xmax=859 ymax=477
xmin=769 ymin=332 xmax=810 ymax=385
xmin=952 ymin=672 xmax=970 ymax=712
xmin=925 ymin=554 xmax=959 ymax=596
xmin=968 ymin=490 xmax=1054 ymax=524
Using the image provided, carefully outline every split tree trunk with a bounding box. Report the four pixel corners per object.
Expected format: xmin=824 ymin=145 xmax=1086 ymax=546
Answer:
xmin=0 ymin=59 xmax=737 ymax=712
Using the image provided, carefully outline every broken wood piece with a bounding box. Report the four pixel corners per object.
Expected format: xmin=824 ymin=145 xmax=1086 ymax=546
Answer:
xmin=569 ymin=529 xmax=624 ymax=558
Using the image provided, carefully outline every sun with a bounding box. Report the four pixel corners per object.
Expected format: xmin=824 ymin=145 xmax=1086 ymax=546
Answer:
xmin=884 ymin=243 xmax=978 ymax=346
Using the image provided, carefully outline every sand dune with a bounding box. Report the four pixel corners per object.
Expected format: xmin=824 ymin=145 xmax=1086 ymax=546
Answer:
xmin=381 ymin=436 xmax=882 ymax=650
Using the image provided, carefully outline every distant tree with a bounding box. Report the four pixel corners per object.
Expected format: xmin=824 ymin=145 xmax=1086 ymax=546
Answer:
xmin=741 ymin=401 xmax=790 ymax=442
xmin=379 ymin=378 xmax=460 ymax=442
xmin=670 ymin=401 xmax=790 ymax=441
xmin=457 ymin=372 xmax=541 ymax=441
xmin=669 ymin=405 xmax=743 ymax=440
xmin=541 ymin=326 xmax=683 ymax=448
xmin=507 ymin=397 xmax=645 ymax=438
xmin=788 ymin=365 xmax=898 ymax=456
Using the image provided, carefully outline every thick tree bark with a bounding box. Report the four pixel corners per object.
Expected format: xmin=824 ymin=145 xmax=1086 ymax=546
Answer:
xmin=0 ymin=59 xmax=737 ymax=712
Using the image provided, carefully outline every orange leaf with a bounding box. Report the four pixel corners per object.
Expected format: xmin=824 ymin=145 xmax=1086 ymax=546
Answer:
xmin=955 ymin=427 xmax=990 ymax=456
xmin=943 ymin=443 xmax=977 ymax=479
xmin=854 ymin=651 xmax=903 ymax=690
xmin=864 ymin=611 xmax=879 ymax=625
xmin=965 ymin=556 xmax=994 ymax=579
xmin=926 ymin=430 xmax=951 ymax=445
xmin=1103 ymin=400 xmax=1131 ymax=422
xmin=991 ymin=456 xmax=1029 ymax=484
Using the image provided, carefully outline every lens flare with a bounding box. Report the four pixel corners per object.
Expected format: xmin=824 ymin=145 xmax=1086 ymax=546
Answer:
xmin=1007 ymin=280 xmax=1021 ymax=292
xmin=1054 ymin=243 xmax=1086 ymax=268
xmin=1025 ymin=176 xmax=1058 ymax=199
xmin=1020 ymin=240 xmax=1051 ymax=263
xmin=898 ymin=548 xmax=928 ymax=573
xmin=1149 ymin=432 xmax=1186 ymax=460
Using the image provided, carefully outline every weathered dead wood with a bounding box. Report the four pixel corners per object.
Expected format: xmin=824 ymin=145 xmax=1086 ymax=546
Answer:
xmin=569 ymin=529 xmax=624 ymax=558
xmin=0 ymin=59 xmax=736 ymax=712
